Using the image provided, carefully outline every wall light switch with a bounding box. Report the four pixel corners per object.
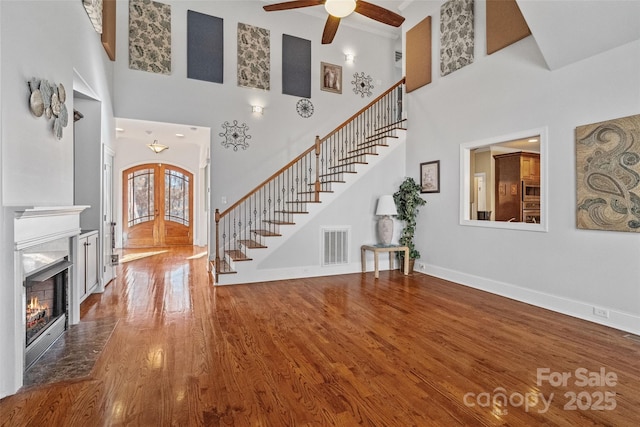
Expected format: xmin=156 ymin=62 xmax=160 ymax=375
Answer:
xmin=221 ymin=196 xmax=227 ymax=204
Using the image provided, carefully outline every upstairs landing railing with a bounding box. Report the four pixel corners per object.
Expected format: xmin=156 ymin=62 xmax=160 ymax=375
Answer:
xmin=214 ymin=78 xmax=406 ymax=279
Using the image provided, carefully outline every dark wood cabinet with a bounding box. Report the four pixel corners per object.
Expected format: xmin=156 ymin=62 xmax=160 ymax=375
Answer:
xmin=494 ymin=152 xmax=540 ymax=222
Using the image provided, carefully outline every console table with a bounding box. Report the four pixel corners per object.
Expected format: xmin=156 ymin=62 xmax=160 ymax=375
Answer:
xmin=361 ymin=244 xmax=410 ymax=279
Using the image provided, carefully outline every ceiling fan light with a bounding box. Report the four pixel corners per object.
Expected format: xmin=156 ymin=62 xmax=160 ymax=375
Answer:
xmin=325 ymin=0 xmax=356 ymax=18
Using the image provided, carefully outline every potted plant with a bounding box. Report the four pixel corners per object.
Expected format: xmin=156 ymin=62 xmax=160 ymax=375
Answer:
xmin=393 ymin=177 xmax=426 ymax=273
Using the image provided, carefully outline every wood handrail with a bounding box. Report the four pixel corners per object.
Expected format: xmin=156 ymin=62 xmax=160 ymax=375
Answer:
xmin=219 ymin=77 xmax=406 ymax=218
xmin=319 ymin=77 xmax=405 ymax=143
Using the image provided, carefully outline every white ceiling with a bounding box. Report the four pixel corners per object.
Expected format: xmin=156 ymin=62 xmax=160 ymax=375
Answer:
xmin=517 ymin=0 xmax=640 ymax=70
xmin=115 ymin=118 xmax=210 ymax=151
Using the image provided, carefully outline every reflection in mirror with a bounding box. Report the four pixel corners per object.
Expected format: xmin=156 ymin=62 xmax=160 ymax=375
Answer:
xmin=460 ymin=128 xmax=547 ymax=231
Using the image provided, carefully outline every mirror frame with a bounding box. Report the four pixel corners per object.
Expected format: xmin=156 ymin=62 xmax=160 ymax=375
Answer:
xmin=459 ymin=126 xmax=549 ymax=232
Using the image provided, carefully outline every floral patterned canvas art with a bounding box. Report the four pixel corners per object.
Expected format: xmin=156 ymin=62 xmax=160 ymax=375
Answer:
xmin=576 ymin=114 xmax=640 ymax=232
xmin=237 ymin=23 xmax=270 ymax=90
xmin=129 ymin=0 xmax=172 ymax=75
xmin=440 ymin=0 xmax=474 ymax=76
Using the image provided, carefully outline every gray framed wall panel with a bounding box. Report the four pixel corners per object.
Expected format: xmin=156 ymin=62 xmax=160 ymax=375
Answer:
xmin=282 ymin=34 xmax=311 ymax=98
xmin=187 ymin=10 xmax=223 ymax=84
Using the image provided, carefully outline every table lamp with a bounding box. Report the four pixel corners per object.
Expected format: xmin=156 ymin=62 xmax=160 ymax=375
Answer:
xmin=376 ymin=195 xmax=397 ymax=246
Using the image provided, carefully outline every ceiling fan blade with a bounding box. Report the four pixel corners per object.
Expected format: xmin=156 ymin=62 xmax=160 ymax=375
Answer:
xmin=355 ymin=0 xmax=405 ymax=27
xmin=263 ymin=0 xmax=325 ymax=12
xmin=322 ymin=15 xmax=341 ymax=44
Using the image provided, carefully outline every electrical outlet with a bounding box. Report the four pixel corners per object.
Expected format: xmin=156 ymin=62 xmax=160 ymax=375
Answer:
xmin=593 ymin=307 xmax=609 ymax=318
xmin=417 ymin=262 xmax=425 ymax=270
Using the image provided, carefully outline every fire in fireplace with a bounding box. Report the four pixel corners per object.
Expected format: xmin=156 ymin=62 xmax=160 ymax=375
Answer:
xmin=23 ymin=253 xmax=71 ymax=369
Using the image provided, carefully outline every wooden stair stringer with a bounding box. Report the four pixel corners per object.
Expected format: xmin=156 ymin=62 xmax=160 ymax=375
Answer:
xmin=215 ymin=130 xmax=406 ymax=285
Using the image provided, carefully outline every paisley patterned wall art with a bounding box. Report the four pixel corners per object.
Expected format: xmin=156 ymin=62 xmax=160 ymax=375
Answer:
xmin=237 ymin=23 xmax=270 ymax=90
xmin=576 ymin=114 xmax=640 ymax=232
xmin=220 ymin=120 xmax=252 ymax=151
xmin=129 ymin=0 xmax=172 ymax=75
xmin=440 ymin=0 xmax=474 ymax=76
xmin=351 ymin=72 xmax=374 ymax=97
xmin=28 ymin=78 xmax=69 ymax=140
xmin=83 ymin=0 xmax=103 ymax=33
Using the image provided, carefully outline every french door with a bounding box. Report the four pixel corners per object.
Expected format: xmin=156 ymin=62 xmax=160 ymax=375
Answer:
xmin=123 ymin=164 xmax=193 ymax=247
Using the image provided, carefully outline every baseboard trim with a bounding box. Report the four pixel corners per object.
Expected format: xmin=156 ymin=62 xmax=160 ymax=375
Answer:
xmin=422 ymin=264 xmax=640 ymax=335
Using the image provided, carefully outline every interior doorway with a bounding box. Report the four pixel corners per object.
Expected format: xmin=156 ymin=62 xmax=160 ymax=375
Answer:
xmin=122 ymin=163 xmax=193 ymax=247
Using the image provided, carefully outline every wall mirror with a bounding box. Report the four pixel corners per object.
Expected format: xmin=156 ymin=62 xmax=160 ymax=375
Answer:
xmin=460 ymin=127 xmax=548 ymax=232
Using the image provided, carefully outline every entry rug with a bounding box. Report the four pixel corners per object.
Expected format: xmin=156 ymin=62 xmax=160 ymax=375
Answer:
xmin=24 ymin=318 xmax=118 ymax=386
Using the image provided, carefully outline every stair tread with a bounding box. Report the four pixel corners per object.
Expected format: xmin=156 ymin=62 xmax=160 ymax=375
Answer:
xmin=374 ymin=119 xmax=407 ymax=132
xmin=329 ymin=162 xmax=367 ymax=169
xmin=252 ymin=229 xmax=282 ymax=237
xmin=359 ymin=135 xmax=398 ymax=146
xmin=238 ymin=239 xmax=267 ymax=249
xmin=299 ymin=190 xmax=334 ymax=194
xmin=340 ymin=152 xmax=378 ymax=162
xmin=226 ymin=250 xmax=252 ymax=261
xmin=264 ymin=220 xmax=295 ymax=225
xmin=348 ymin=143 xmax=388 ymax=154
xmin=286 ymin=200 xmax=321 ymax=204
xmin=215 ymin=259 xmax=236 ymax=274
xmin=275 ymin=210 xmax=309 ymax=214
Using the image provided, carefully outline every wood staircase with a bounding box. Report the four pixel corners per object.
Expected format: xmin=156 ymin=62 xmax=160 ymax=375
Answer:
xmin=212 ymin=78 xmax=407 ymax=282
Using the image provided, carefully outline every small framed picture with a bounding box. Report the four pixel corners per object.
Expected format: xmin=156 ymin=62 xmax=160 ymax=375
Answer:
xmin=420 ymin=160 xmax=440 ymax=193
xmin=321 ymin=62 xmax=342 ymax=94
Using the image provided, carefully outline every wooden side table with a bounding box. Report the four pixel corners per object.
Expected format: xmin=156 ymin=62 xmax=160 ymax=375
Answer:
xmin=361 ymin=244 xmax=410 ymax=279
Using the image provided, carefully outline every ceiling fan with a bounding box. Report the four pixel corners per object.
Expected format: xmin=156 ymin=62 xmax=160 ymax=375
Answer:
xmin=263 ymin=0 xmax=405 ymax=44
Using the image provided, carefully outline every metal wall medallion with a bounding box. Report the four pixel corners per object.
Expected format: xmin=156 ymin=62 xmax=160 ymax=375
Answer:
xmin=220 ymin=120 xmax=251 ymax=151
xmin=28 ymin=78 xmax=69 ymax=140
xmin=351 ymin=72 xmax=374 ymax=97
xmin=296 ymin=99 xmax=314 ymax=118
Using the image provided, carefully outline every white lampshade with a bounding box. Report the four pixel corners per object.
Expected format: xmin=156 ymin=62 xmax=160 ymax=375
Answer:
xmin=325 ymin=0 xmax=356 ymax=18
xmin=376 ymin=195 xmax=397 ymax=216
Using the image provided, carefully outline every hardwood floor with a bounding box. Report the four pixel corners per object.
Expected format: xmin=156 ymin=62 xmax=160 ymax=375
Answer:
xmin=1 ymin=246 xmax=639 ymax=426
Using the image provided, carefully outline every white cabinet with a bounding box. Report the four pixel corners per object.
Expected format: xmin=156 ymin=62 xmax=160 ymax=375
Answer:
xmin=78 ymin=230 xmax=99 ymax=302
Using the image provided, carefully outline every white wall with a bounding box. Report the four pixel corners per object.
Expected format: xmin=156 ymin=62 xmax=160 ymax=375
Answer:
xmin=111 ymin=0 xmax=399 ymax=225
xmin=403 ymin=1 xmax=640 ymax=333
xmin=0 ymin=0 xmax=115 ymax=398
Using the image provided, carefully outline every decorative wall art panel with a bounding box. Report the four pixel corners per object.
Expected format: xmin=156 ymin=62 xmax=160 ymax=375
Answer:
xmin=187 ymin=11 xmax=224 ymax=84
xmin=486 ymin=0 xmax=531 ymax=55
xmin=282 ymin=34 xmax=311 ymax=98
xmin=237 ymin=23 xmax=270 ymax=90
xmin=440 ymin=0 xmax=474 ymax=76
xmin=129 ymin=0 xmax=172 ymax=75
xmin=351 ymin=72 xmax=374 ymax=97
xmin=82 ymin=0 xmax=103 ymax=33
xmin=406 ymin=16 xmax=432 ymax=93
xmin=28 ymin=78 xmax=69 ymax=140
xmin=220 ymin=120 xmax=251 ymax=151
xmin=576 ymin=114 xmax=640 ymax=232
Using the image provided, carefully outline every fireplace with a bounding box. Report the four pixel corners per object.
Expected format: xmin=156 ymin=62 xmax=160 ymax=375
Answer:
xmin=22 ymin=239 xmax=72 ymax=369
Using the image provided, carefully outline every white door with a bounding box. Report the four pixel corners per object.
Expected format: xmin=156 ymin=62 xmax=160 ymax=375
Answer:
xmin=103 ymin=149 xmax=116 ymax=285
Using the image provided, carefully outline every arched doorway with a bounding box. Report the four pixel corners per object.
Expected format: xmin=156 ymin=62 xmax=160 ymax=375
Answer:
xmin=122 ymin=163 xmax=193 ymax=247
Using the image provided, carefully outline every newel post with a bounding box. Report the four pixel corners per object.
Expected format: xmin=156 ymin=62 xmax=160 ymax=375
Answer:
xmin=214 ymin=209 xmax=221 ymax=281
xmin=314 ymin=136 xmax=321 ymax=202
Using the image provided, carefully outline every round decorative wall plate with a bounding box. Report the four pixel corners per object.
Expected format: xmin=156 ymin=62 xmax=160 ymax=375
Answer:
xmin=296 ymin=98 xmax=314 ymax=118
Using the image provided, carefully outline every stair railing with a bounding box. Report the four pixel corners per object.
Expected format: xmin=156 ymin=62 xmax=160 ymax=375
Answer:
xmin=214 ymin=78 xmax=405 ymax=280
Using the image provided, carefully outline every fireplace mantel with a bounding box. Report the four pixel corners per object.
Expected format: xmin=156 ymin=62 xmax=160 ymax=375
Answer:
xmin=14 ymin=206 xmax=89 ymax=250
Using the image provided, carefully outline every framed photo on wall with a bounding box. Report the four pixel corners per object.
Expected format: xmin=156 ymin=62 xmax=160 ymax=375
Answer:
xmin=321 ymin=62 xmax=342 ymax=94
xmin=420 ymin=160 xmax=440 ymax=193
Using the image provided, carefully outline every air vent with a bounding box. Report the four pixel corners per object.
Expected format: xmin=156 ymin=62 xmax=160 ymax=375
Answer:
xmin=395 ymin=51 xmax=402 ymax=62
xmin=321 ymin=227 xmax=350 ymax=266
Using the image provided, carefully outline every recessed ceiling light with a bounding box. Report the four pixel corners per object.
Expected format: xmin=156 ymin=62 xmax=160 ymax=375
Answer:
xmin=176 ymin=133 xmax=185 ymax=137
xmin=190 ymin=127 xmax=197 ymax=131
xmin=528 ymin=138 xmax=539 ymax=142
xmin=145 ymin=130 xmax=153 ymax=135
xmin=115 ymin=127 xmax=124 ymax=132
